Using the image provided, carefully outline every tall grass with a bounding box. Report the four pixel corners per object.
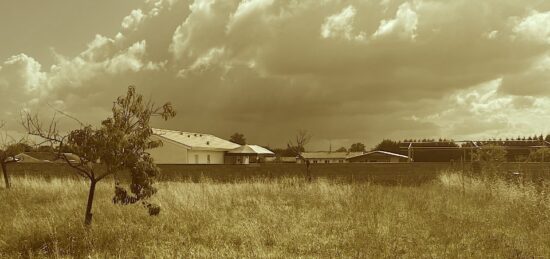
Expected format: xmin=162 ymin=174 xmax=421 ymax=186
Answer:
xmin=1 ymin=174 xmax=549 ymax=258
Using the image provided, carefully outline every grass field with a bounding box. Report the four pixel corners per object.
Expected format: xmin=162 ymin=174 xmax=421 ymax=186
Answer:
xmin=1 ymin=172 xmax=549 ymax=258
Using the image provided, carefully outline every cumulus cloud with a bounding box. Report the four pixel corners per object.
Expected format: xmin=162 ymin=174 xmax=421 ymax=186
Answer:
xmin=121 ymin=9 xmax=145 ymax=31
xmin=513 ymin=10 xmax=550 ymax=44
xmin=321 ymin=5 xmax=367 ymax=42
xmin=373 ymin=2 xmax=418 ymax=40
xmin=2 ymin=0 xmax=550 ymax=148
xmin=0 ymin=54 xmax=46 ymax=92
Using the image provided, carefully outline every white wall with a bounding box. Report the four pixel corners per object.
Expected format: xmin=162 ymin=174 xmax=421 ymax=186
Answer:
xmin=299 ymin=158 xmax=347 ymax=164
xmin=148 ymin=136 xmax=189 ymax=164
xmin=187 ymin=150 xmax=225 ymax=164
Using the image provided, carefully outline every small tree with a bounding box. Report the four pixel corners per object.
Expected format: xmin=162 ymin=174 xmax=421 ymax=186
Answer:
xmin=23 ymin=86 xmax=176 ymax=225
xmin=374 ymin=139 xmax=401 ymax=153
xmin=0 ymin=122 xmax=26 ymax=188
xmin=288 ymin=130 xmax=312 ymax=181
xmin=335 ymin=147 xmax=347 ymax=152
xmin=229 ymin=133 xmax=246 ymax=145
xmin=349 ymin=142 xmax=366 ymax=152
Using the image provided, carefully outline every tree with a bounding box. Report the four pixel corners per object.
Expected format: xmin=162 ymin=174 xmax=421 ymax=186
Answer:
xmin=230 ymin=132 xmax=246 ymax=145
xmin=335 ymin=147 xmax=347 ymax=152
xmin=374 ymin=139 xmax=401 ymax=153
xmin=0 ymin=122 xmax=26 ymax=188
xmin=349 ymin=142 xmax=366 ymax=152
xmin=23 ymin=86 xmax=176 ymax=225
xmin=288 ymin=130 xmax=312 ymax=181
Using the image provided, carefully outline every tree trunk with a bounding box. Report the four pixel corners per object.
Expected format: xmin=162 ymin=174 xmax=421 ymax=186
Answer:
xmin=1 ymin=162 xmax=10 ymax=189
xmin=84 ymin=179 xmax=97 ymax=226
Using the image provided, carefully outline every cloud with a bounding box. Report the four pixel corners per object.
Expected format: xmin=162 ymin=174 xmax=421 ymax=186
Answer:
xmin=122 ymin=9 xmax=145 ymax=31
xmin=373 ymin=2 xmax=418 ymax=40
xmin=2 ymin=0 xmax=550 ymax=148
xmin=513 ymin=10 xmax=550 ymax=44
xmin=321 ymin=5 xmax=367 ymax=42
xmin=0 ymin=54 xmax=46 ymax=92
xmin=420 ymin=79 xmax=550 ymax=139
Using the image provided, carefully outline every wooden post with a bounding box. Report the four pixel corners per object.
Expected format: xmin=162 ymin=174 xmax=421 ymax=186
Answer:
xmin=461 ymin=152 xmax=465 ymax=196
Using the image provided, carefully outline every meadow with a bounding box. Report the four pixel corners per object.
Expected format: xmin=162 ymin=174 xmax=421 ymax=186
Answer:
xmin=1 ymin=171 xmax=549 ymax=258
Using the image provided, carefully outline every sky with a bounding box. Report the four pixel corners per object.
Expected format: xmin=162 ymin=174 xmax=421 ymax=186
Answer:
xmin=1 ymin=0 xmax=550 ymax=150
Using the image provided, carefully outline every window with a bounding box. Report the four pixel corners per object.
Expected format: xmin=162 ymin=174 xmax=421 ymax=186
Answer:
xmin=207 ymin=154 xmax=211 ymax=164
xmin=325 ymin=160 xmax=329 ymax=164
xmin=194 ymin=154 xmax=199 ymax=164
xmin=339 ymin=160 xmax=344 ymax=163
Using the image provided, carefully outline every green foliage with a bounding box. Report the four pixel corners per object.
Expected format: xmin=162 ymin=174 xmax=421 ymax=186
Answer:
xmin=473 ymin=145 xmax=507 ymax=178
xmin=22 ymin=86 xmax=176 ymax=223
xmin=335 ymin=147 xmax=347 ymax=152
xmin=374 ymin=139 xmax=401 ymax=153
xmin=349 ymin=142 xmax=366 ymax=152
xmin=100 ymin=86 xmax=176 ymax=214
xmin=229 ymin=133 xmax=246 ymax=145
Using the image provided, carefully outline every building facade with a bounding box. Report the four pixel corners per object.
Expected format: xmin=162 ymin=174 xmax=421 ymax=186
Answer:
xmin=148 ymin=129 xmax=240 ymax=164
xmin=297 ymin=152 xmax=364 ymax=164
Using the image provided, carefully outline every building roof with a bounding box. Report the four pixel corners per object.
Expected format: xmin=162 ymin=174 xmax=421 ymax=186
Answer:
xmin=301 ymin=152 xmax=364 ymax=159
xmin=13 ymin=152 xmax=82 ymax=163
xmin=227 ymin=145 xmax=275 ymax=155
xmin=152 ymin=128 xmax=240 ymax=151
xmin=13 ymin=153 xmax=46 ymax=163
xmin=347 ymin=150 xmax=410 ymax=159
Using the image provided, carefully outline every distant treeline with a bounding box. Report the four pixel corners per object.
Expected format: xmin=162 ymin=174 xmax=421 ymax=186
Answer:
xmin=269 ymin=134 xmax=550 ymax=162
xmin=374 ymin=134 xmax=550 ymax=162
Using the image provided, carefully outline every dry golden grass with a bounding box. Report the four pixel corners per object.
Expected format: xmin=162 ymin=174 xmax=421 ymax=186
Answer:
xmin=1 ymin=174 xmax=549 ymax=258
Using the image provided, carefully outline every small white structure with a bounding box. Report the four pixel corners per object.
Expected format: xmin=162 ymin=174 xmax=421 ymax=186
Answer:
xmin=149 ymin=129 xmax=240 ymax=164
xmin=226 ymin=145 xmax=275 ymax=164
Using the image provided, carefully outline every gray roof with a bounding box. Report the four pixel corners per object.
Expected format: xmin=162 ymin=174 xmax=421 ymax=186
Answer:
xmin=301 ymin=152 xmax=364 ymax=159
xmin=347 ymin=150 xmax=410 ymax=159
xmin=228 ymin=145 xmax=275 ymax=155
xmin=152 ymin=128 xmax=240 ymax=151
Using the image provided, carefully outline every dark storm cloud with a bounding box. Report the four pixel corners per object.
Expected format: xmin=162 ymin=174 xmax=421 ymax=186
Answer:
xmin=1 ymin=0 xmax=550 ymax=149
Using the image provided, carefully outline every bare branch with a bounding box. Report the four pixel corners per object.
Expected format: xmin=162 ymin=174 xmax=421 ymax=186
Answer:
xmin=47 ymin=103 xmax=86 ymax=127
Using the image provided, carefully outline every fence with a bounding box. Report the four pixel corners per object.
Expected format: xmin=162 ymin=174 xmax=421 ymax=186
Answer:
xmin=7 ymin=162 xmax=550 ymax=185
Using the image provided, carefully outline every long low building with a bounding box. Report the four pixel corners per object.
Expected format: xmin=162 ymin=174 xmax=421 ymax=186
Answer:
xmin=347 ymin=151 xmax=411 ymax=163
xmin=297 ymin=152 xmax=364 ymax=164
xmin=295 ymin=151 xmax=411 ymax=164
xmin=149 ymin=128 xmax=273 ymax=164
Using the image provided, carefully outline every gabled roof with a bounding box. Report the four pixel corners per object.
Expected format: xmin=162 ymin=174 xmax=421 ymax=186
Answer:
xmin=227 ymin=145 xmax=275 ymax=155
xmin=152 ymin=128 xmax=240 ymax=151
xmin=347 ymin=150 xmax=410 ymax=159
xmin=13 ymin=153 xmax=45 ymax=163
xmin=14 ymin=152 xmax=82 ymax=163
xmin=301 ymin=152 xmax=364 ymax=159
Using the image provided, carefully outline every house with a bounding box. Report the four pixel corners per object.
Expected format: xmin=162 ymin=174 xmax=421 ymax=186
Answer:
xmin=347 ymin=151 xmax=411 ymax=163
xmin=12 ymin=152 xmax=81 ymax=164
xmin=149 ymin=128 xmax=240 ymax=164
xmin=12 ymin=153 xmax=44 ymax=163
xmin=297 ymin=152 xmax=364 ymax=164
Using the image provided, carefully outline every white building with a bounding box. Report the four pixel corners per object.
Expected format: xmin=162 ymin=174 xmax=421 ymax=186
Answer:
xmin=297 ymin=152 xmax=364 ymax=164
xmin=149 ymin=129 xmax=240 ymax=164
